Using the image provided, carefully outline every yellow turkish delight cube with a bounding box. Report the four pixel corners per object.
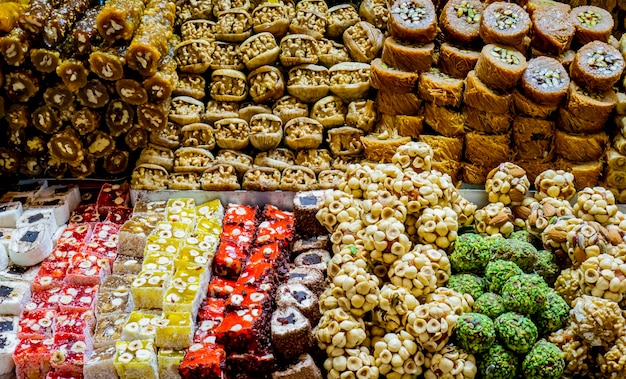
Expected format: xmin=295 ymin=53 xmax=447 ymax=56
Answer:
xmin=114 ymin=340 xmax=158 ymax=379
xmin=131 ymin=270 xmax=171 ymax=309
xmin=155 ymin=311 xmax=193 ymax=350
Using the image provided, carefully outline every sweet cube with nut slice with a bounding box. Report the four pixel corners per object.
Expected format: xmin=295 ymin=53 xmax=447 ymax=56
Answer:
xmin=84 ymin=239 xmax=119 ymax=268
xmin=114 ymin=340 xmax=159 ymax=379
xmin=209 ymin=277 xmax=237 ymax=299
xmin=0 ymin=262 xmax=40 ymax=283
xmin=113 ymin=255 xmax=144 ymax=275
xmin=96 ymin=183 xmax=130 ymax=217
xmin=57 ymin=284 xmax=99 ymax=313
xmin=89 ymin=222 xmax=121 ymax=246
xmin=32 ymin=259 xmax=71 ymax=292
xmin=153 ymin=221 xmax=193 ymax=240
xmin=18 ymin=309 xmax=56 ymax=340
xmin=50 ymin=333 xmax=93 ymax=374
xmin=132 ymin=270 xmax=172 ymax=309
xmin=65 ymin=252 xmax=111 ymax=286
xmin=213 ymin=240 xmax=249 ymax=279
xmin=145 ymin=235 xmax=183 ymax=256
xmin=194 ymin=217 xmax=223 ymax=238
xmin=143 ymin=252 xmax=176 ymax=273
xmin=0 ymin=280 xmax=31 ymax=315
xmin=93 ymin=313 xmax=129 ymax=349
xmin=122 ymin=311 xmax=162 ymax=342
xmin=215 ymin=307 xmax=270 ymax=354
xmin=104 ymin=207 xmax=133 ymax=225
xmin=179 ymin=342 xmax=226 ymax=379
xmin=57 ymin=223 xmax=92 ymax=245
xmin=70 ymin=204 xmax=100 ymax=224
xmin=13 ymin=337 xmax=55 ymax=379
xmin=223 ymin=204 xmax=258 ymax=226
xmin=158 ymin=348 xmax=186 ymax=379
xmin=226 ymin=285 xmax=272 ymax=312
xmin=83 ymin=345 xmax=118 ymax=379
xmin=194 ymin=318 xmax=223 ymax=344
xmin=175 ymin=244 xmax=214 ymax=271
xmin=155 ymin=311 xmax=194 ymax=350
xmin=236 ymin=259 xmax=279 ymax=291
xmin=118 ymin=215 xmax=161 ymax=257
xmin=196 ymin=199 xmax=225 ymax=223
xmin=163 ymin=277 xmax=203 ymax=316
xmin=165 ymin=205 xmax=196 ymax=225
xmin=54 ymin=309 xmax=96 ymax=340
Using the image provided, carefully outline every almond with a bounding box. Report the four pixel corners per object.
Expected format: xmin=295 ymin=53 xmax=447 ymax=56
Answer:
xmin=542 ymin=203 xmax=557 ymax=218
xmin=508 ymin=167 xmax=526 ymax=177
xmin=513 ymin=205 xmax=531 ymax=220
xmin=488 ymin=212 xmax=512 ymax=228
xmin=607 ymin=229 xmax=623 ymax=245
xmin=547 ymin=229 xmax=568 ymax=243
xmin=509 ymin=189 xmax=525 ymax=203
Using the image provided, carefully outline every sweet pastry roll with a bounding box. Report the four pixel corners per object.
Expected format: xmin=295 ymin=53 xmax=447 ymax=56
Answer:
xmin=531 ymin=6 xmax=574 ymax=54
xmin=361 ymin=133 xmax=412 ymax=162
xmin=512 ymin=116 xmax=555 ymax=161
xmin=96 ymin=0 xmax=144 ymax=42
xmin=181 ymin=123 xmax=215 ymax=150
xmin=383 ymin=38 xmax=434 ymax=76
xmin=6 ymin=127 xmax=24 ymax=149
xmin=252 ymin=3 xmax=290 ymax=38
xmin=150 ymin=122 xmax=181 ymax=149
xmin=343 ymin=21 xmax=384 ymax=63
xmin=211 ymin=41 xmax=245 ymax=70
xmin=69 ymin=155 xmax=96 ymax=179
xmin=326 ymin=4 xmax=359 ymax=39
xmin=174 ymin=147 xmax=216 ymax=173
xmin=310 ymin=95 xmax=346 ymax=128
xmin=424 ymin=102 xmax=466 ymax=137
xmin=181 ymin=20 xmax=215 ymax=42
xmin=249 ymin=113 xmax=283 ymax=151
xmin=284 ymin=117 xmax=323 ymax=150
xmin=48 ymin=128 xmax=85 ymax=167
xmin=295 ymin=149 xmax=332 ymax=173
xmin=0 ymin=27 xmax=29 ymax=66
xmin=464 ymin=132 xmax=511 ymax=168
xmin=210 ymin=69 xmax=247 ymax=102
xmin=438 ymin=43 xmax=480 ymax=79
xmin=512 ymin=89 xmax=557 ymax=118
xmin=389 ymin=0 xmax=438 ymax=43
xmin=170 ymin=96 xmax=205 ymax=125
xmin=242 ymin=167 xmax=281 ymax=191
xmin=461 ymin=162 xmax=491 ymax=184
xmin=520 ymin=56 xmax=569 ymax=105
xmin=557 ymin=107 xmax=605 ymax=134
xmin=214 ymin=118 xmax=250 ymax=150
xmin=317 ymin=38 xmax=350 ymax=68
xmin=464 ymin=70 xmax=512 ymax=114
xmin=279 ymin=34 xmax=319 ymax=67
xmin=571 ymin=6 xmax=613 ymax=45
xmin=326 ymin=126 xmax=364 ymax=156
xmin=287 ymin=64 xmax=329 ymax=103
xmin=134 ymin=104 xmax=165 ymax=135
xmin=570 ymin=41 xmax=624 ymax=92
xmin=346 ymin=100 xmax=377 ymax=133
xmin=240 ymin=32 xmax=280 ymax=71
xmin=440 ymin=0 xmax=484 ymax=43
xmin=138 ymin=143 xmax=175 ymax=171
xmin=248 ymin=65 xmax=285 ymax=104
xmin=605 ymin=148 xmax=626 ymax=171
xmin=418 ymin=68 xmax=464 ymax=107
xmin=375 ymin=90 xmax=422 ymax=115
xmin=174 ymin=74 xmax=205 ymax=100
xmin=143 ymin=55 xmax=179 ymax=103
xmin=289 ymin=9 xmax=327 ymax=40
xmin=114 ymin=79 xmax=146 ymax=106
xmin=328 ymin=62 xmax=370 ymax=102
xmin=30 ymin=49 xmax=60 ymax=73
xmin=239 ymin=103 xmax=272 ymax=123
xmin=296 ymin=0 xmax=328 ymax=13
xmin=200 ymin=164 xmax=241 ymax=191
xmin=204 ymin=100 xmax=240 ymax=124
xmin=88 ymin=45 xmax=127 ymax=81
xmin=465 ymin=106 xmax=512 ymax=134
xmin=86 ymin=130 xmax=116 ymax=158
xmin=556 ymin=158 xmax=603 ymax=190
xmin=377 ymin=114 xmax=424 ymax=139
xmin=475 ymin=44 xmax=527 ymax=91
xmin=254 ymin=148 xmax=296 ymax=171
xmin=280 ymin=165 xmax=317 ymax=191
xmin=5 ymin=105 xmax=28 ymax=132
xmin=480 ymin=2 xmax=531 ymax=46
xmin=32 ymin=105 xmax=62 ymax=135
xmin=217 ymin=149 xmax=254 ymax=174
xmin=5 ymin=70 xmax=38 ymax=103
xmin=213 ymin=0 xmax=251 ymax=16
xmin=175 ymin=39 xmax=213 ymax=74
xmin=168 ymin=172 xmax=201 ymax=190
xmin=104 ymin=149 xmax=130 ymax=175
xmin=604 ymin=167 xmax=626 ymax=190
xmin=43 ymin=84 xmax=74 ymax=112
xmin=564 ymin=81 xmax=616 ymax=120
xmin=215 ymin=9 xmax=253 ymax=42
xmin=555 ymin=130 xmax=608 ymax=161
xmin=273 ymin=96 xmax=309 ymax=124
xmin=359 ymin=0 xmax=389 ymax=29
xmin=370 ymin=58 xmax=418 ymax=93
xmin=19 ymin=156 xmax=43 ymax=178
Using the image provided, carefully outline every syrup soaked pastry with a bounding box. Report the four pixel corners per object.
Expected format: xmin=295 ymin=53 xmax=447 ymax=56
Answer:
xmin=389 ymin=0 xmax=438 ymax=43
xmin=240 ymin=32 xmax=280 ymax=71
xmin=86 ymin=130 xmax=115 ymax=158
xmin=343 ymin=21 xmax=384 ymax=63
xmin=565 ymin=81 xmax=617 ymax=120
xmin=328 ymin=62 xmax=370 ymax=102
xmin=4 ymin=70 xmax=38 ymax=103
xmin=78 ymin=79 xmax=110 ymax=108
xmin=381 ymin=36 xmax=434 ymax=73
xmin=570 ymin=40 xmax=624 ymax=92
xmin=150 ymin=122 xmax=180 ymax=149
xmin=474 ymin=43 xmax=527 ymax=91
xmin=370 ymin=58 xmax=419 ymax=93
xmin=252 ymin=3 xmax=290 ymax=37
xmin=247 ymin=65 xmax=285 ymax=104
xmin=480 ymin=2 xmax=531 ymax=47
xmin=96 ymin=0 xmax=145 ymax=42
xmin=137 ymin=101 xmax=170 ymax=133
xmin=424 ymin=102 xmax=465 ymax=137
xmin=0 ymin=27 xmax=29 ymax=66
xmin=521 ymin=56 xmax=569 ymax=106
xmin=464 ymin=132 xmax=511 ymax=168
xmin=214 ymin=118 xmax=250 ymax=150
xmin=418 ymin=67 xmax=464 ymax=107
xmin=105 ymin=99 xmax=134 ymax=137
xmin=73 ymin=6 xmax=102 ymax=57
xmin=89 ymin=45 xmax=127 ymax=81
xmin=464 ymin=70 xmax=512 ymax=114
xmin=557 ymin=107 xmax=605 ymax=134
xmin=254 ymin=148 xmax=296 ymax=171
xmin=56 ymin=59 xmax=89 ymax=91
xmin=531 ymin=5 xmax=574 ymax=54
xmin=375 ymin=90 xmax=421 ymax=115
xmin=359 ymin=0 xmax=389 ymax=29
xmin=279 ymin=34 xmax=319 ymax=67
xmin=69 ymin=155 xmax=96 ymax=179
xmin=512 ymin=89 xmax=557 ymax=118
xmin=440 ymin=0 xmax=485 ymax=44
xmin=555 ymin=130 xmax=608 ymax=162
xmin=571 ymin=6 xmax=613 ymax=45
xmin=464 ymin=106 xmax=512 ymax=134
xmin=72 ymin=108 xmax=100 ymax=136
xmin=48 ymin=128 xmax=85 ymax=167
xmin=287 ymin=64 xmax=329 ymax=103
xmin=439 ymin=43 xmax=480 ymax=79
xmin=143 ymin=55 xmax=178 ymax=103
xmin=30 ymin=48 xmax=60 ymax=73
xmin=32 ymin=105 xmax=62 ymax=134
xmin=249 ymin=113 xmax=283 ymax=151
xmin=512 ymin=116 xmax=555 ymax=161
xmin=20 ymin=0 xmax=53 ymax=35
xmin=104 ymin=149 xmax=129 ymax=175
xmin=43 ymin=0 xmax=89 ymax=48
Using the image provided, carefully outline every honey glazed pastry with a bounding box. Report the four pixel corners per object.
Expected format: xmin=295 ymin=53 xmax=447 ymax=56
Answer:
xmin=131 ymin=164 xmax=169 ymax=190
xmin=370 ymin=58 xmax=419 ymax=93
xmin=418 ymin=67 xmax=464 ymax=107
xmin=512 ymin=89 xmax=558 ymax=118
xmin=310 ymin=95 xmax=346 ymax=128
xmin=86 ymin=130 xmax=116 ymax=158
xmin=464 ymin=132 xmax=511 ymax=168
xmin=284 ymin=117 xmax=324 ymax=150
xmin=388 ymin=0 xmax=438 ymax=43
xmin=138 ymin=143 xmax=175 ymax=171
xmin=557 ymin=107 xmax=605 ymax=134
xmin=474 ymin=43 xmax=528 ymax=91
xmin=214 ymin=118 xmax=250 ymax=150
xmin=239 ymin=103 xmax=272 ymax=123
xmin=438 ymin=43 xmax=480 ymax=79
xmin=361 ymin=133 xmax=412 ymax=163
xmin=328 ymin=62 xmax=371 ymax=102
xmin=177 ymin=0 xmax=212 ymax=23
xmin=104 ymin=149 xmax=130 ymax=175
xmin=280 ymin=165 xmax=318 ymax=192
xmin=89 ymin=45 xmax=127 ymax=81
xmin=273 ymin=95 xmax=309 ymax=124
xmin=213 ymin=0 xmax=251 ymax=17
xmin=168 ymin=172 xmax=201 ymax=190
xmin=464 ymin=70 xmax=513 ymax=114
xmin=211 ymin=41 xmax=245 ymax=70
xmin=480 ymin=2 xmax=531 ymax=47
xmin=169 ymin=96 xmax=205 ymax=125
xmin=326 ymin=126 xmax=364 ymax=156
xmin=343 ymin=21 xmax=384 ymax=63
xmin=32 ymin=105 xmax=62 ymax=135
xmin=296 ymin=0 xmax=328 ymax=14
xmin=570 ymin=40 xmax=624 ymax=92
xmin=200 ymin=164 xmax=241 ymax=191
xmin=295 ymin=149 xmax=332 ymax=173
xmin=571 ymin=6 xmax=613 ymax=45
xmin=247 ymin=65 xmax=285 ymax=104
xmin=513 ymin=116 xmax=555 ymax=162
xmin=381 ymin=36 xmax=434 ymax=73
xmin=440 ymin=0 xmax=485 ymax=44
xmin=464 ymin=106 xmax=513 ymax=134
xmin=174 ymin=147 xmax=216 ymax=173
xmin=555 ymin=158 xmax=603 ymax=190
xmin=375 ymin=90 xmax=422 ymax=116
xmin=530 ymin=5 xmax=574 ymax=54
xmin=419 ymin=134 xmax=464 ymax=162
xmin=180 ymin=19 xmax=215 ymax=42
xmin=249 ymin=113 xmax=283 ymax=151
xmin=377 ymin=113 xmax=424 ymax=139
xmin=289 ymin=9 xmax=327 ymax=40
xmin=181 ymin=123 xmax=216 ymax=150
xmin=565 ymin=81 xmax=617 ymax=121
xmin=215 ymin=9 xmax=253 ymax=42
xmin=210 ymin=69 xmax=248 ymax=102
xmin=287 ymin=64 xmax=330 ymax=104
xmin=424 ymin=102 xmax=466 ymax=137
xmin=252 ymin=3 xmax=290 ymax=38
xmin=254 ymin=148 xmax=296 ymax=171
xmin=48 ymin=128 xmax=85 ymax=167
xmin=359 ymin=0 xmax=389 ymax=30
xmin=317 ymin=38 xmax=351 ymax=68
xmin=175 ymin=39 xmax=213 ymax=74
xmin=318 ymin=169 xmax=345 ymax=189
xmin=150 ymin=122 xmax=181 ymax=150
xmin=204 ymin=100 xmax=240 ymax=124
xmin=126 ymin=125 xmax=148 ymax=151
xmin=346 ymin=99 xmax=377 ymax=133
xmin=555 ymin=131 xmax=608 ymax=162
xmin=240 ymin=32 xmax=280 ymax=71
xmin=242 ymin=166 xmax=281 ymax=191
xmin=216 ymin=149 xmax=254 ymax=174
xmin=520 ymin=56 xmax=570 ymax=106
xmin=115 ymin=78 xmax=147 ymax=106
xmin=279 ymin=34 xmax=319 ymax=67
xmin=69 ymin=155 xmax=96 ymax=179
xmin=326 ymin=4 xmax=360 ymax=39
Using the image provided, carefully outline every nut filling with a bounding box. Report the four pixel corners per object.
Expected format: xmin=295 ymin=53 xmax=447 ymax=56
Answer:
xmin=586 ymin=50 xmax=621 ymax=72
xmin=391 ymin=2 xmax=427 ymax=24
xmin=491 ymin=46 xmax=520 ymax=65
xmin=577 ymin=9 xmax=601 ymax=28
xmin=241 ymin=33 xmax=277 ymax=63
xmin=454 ymin=0 xmax=480 ymax=23
xmin=493 ymin=8 xmax=519 ymax=30
xmin=528 ymin=68 xmax=563 ymax=88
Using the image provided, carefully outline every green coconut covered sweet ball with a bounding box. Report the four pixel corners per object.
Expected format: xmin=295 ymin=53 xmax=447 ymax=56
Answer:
xmin=501 ymin=274 xmax=550 ymax=315
xmin=454 ymin=312 xmax=496 ymax=354
xmin=448 ymin=273 xmax=485 ymax=301
xmin=494 ymin=312 xmax=538 ymax=354
xmin=489 ymin=238 xmax=538 ymax=273
xmin=474 ymin=292 xmax=506 ymax=319
xmin=484 ymin=260 xmax=524 ymax=294
xmin=535 ymin=289 xmax=570 ymax=334
xmin=479 ymin=344 xmax=518 ymax=379
xmin=522 ymin=339 xmax=565 ymax=379
xmin=449 ymin=233 xmax=491 ymax=274
xmin=533 ymin=249 xmax=560 ymax=286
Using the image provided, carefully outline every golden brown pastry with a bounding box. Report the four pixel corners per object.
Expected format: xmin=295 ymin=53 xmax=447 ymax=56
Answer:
xmin=359 ymin=0 xmax=389 ymax=30
xmin=480 ymin=2 xmax=531 ymax=46
xmin=175 ymin=39 xmax=213 ymax=74
xmin=249 ymin=113 xmax=283 ymax=151
xmin=240 ymin=32 xmax=280 ymax=70
xmin=215 ymin=9 xmax=252 ymax=42
xmin=326 ymin=4 xmax=359 ymax=38
xmin=570 ymin=41 xmax=624 ymax=92
xmin=571 ymin=6 xmax=613 ymax=45
xmin=200 ymin=164 xmax=241 ymax=190
xmin=327 ymin=126 xmax=364 ymax=156
xmin=520 ymin=56 xmax=570 ymax=106
xmin=418 ymin=68 xmax=464 ymax=107
xmin=242 ymin=166 xmax=281 ymax=190
xmin=424 ymin=102 xmax=466 ymax=137
xmin=464 ymin=70 xmax=512 ymax=113
xmin=317 ymin=38 xmax=351 ymax=67
xmin=343 ymin=21 xmax=384 ymax=63
xmin=375 ymin=90 xmax=422 ymax=115
xmin=289 ymin=9 xmax=326 ymax=39
xmin=438 ymin=43 xmax=480 ymax=78
xmin=204 ymin=101 xmax=240 ymax=124
xmin=280 ymin=165 xmax=318 ymax=191
xmin=138 ymin=143 xmax=175 ymax=171
xmin=381 ymin=36 xmax=434 ymax=73
xmin=174 ymin=147 xmax=215 ymax=173
xmin=388 ymin=0 xmax=438 ymax=43
xmin=211 ymin=41 xmax=245 ymax=70
xmin=279 ymin=34 xmax=319 ymax=67
xmin=318 ymin=169 xmax=345 ymax=189
xmin=216 ymin=149 xmax=253 ymax=174
xmin=169 ymin=96 xmax=205 ymax=125
xmin=181 ymin=123 xmax=215 ymax=150
xmin=254 ymin=148 xmax=295 ymax=170
xmin=210 ymin=69 xmax=248 ymax=102
xmin=475 ymin=44 xmax=528 ymax=91
xmin=252 ymin=3 xmax=290 ymax=38
xmin=272 ymin=95 xmax=309 ymax=124
xmin=361 ymin=133 xmax=412 ymax=162
xmin=284 ymin=117 xmax=324 ymax=150
xmin=370 ymin=58 xmax=419 ymax=93
xmin=512 ymin=116 xmax=555 ymax=161
xmin=465 ymin=106 xmax=513 ymax=134
xmin=214 ymin=118 xmax=250 ymax=150
xmin=287 ymin=64 xmax=329 ymax=103
xmin=555 ymin=130 xmax=608 ymax=162
xmin=440 ymin=0 xmax=484 ymax=44
xmin=239 ymin=103 xmax=272 ymax=123
xmin=168 ymin=172 xmax=201 ymax=190
xmin=310 ymin=95 xmax=346 ymax=128
xmin=131 ymin=164 xmax=169 ymax=190
xmin=295 ymin=149 xmax=332 ymax=173
xmin=247 ymin=65 xmax=285 ymax=104
xmin=464 ymin=132 xmax=511 ymax=168
xmin=378 ymin=114 xmax=425 ymax=139
xmin=346 ymin=100 xmax=377 ymax=133
xmin=329 ymin=62 xmax=370 ymax=102
xmin=419 ymin=134 xmax=464 ymax=162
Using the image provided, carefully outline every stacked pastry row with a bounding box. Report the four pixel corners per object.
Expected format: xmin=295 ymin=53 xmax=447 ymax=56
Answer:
xmin=605 ymin=91 xmax=626 ymax=203
xmin=130 ymin=0 xmax=393 ymax=191
xmin=0 ymin=0 xmax=178 ymax=178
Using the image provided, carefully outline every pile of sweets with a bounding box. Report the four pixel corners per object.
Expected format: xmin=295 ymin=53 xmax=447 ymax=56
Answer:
xmin=4 ymin=182 xmax=134 ymax=379
xmin=0 ymin=0 xmax=177 ymax=179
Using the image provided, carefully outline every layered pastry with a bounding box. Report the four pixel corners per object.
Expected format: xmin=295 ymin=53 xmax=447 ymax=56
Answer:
xmin=440 ymin=0 xmax=484 ymax=43
xmin=439 ymin=43 xmax=480 ymax=78
xmin=475 ymin=44 xmax=528 ymax=91
xmin=513 ymin=116 xmax=555 ymax=161
xmin=521 ymin=56 xmax=569 ymax=106
xmin=480 ymin=2 xmax=531 ymax=47
xmin=418 ymin=68 xmax=464 ymax=107
xmin=375 ymin=90 xmax=422 ymax=115
xmin=570 ymin=41 xmax=624 ymax=92
xmin=381 ymin=36 xmax=434 ymax=73
xmin=464 ymin=132 xmax=511 ymax=168
xmin=388 ymin=0 xmax=438 ymax=43
xmin=555 ymin=131 xmax=608 ymax=162
xmin=424 ymin=102 xmax=465 ymax=137
xmin=556 ymin=158 xmax=603 ymax=189
xmin=343 ymin=21 xmax=384 ymax=62
xmin=531 ymin=5 xmax=574 ymax=54
xmin=571 ymin=6 xmax=613 ymax=44
xmin=464 ymin=70 xmax=512 ymax=113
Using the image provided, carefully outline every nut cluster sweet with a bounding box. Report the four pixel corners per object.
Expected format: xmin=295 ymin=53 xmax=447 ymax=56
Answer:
xmin=474 ymin=202 xmax=515 ymax=237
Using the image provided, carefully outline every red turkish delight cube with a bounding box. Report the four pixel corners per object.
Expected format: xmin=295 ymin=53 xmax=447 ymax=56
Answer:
xmin=208 ymin=277 xmax=237 ymax=299
xmin=194 ymin=319 xmax=222 ymax=344
xmin=213 ymin=241 xmax=248 ymax=279
xmin=256 ymin=220 xmax=294 ymax=244
xmin=214 ymin=308 xmax=270 ymax=354
xmin=54 ymin=310 xmax=96 ymax=340
xmin=13 ymin=337 xmax=54 ymax=379
xmin=104 ymin=207 xmax=133 ymax=224
xmin=198 ymin=298 xmax=226 ymax=321
xmin=65 ymin=253 xmax=111 ymax=286
xmin=58 ymin=285 xmax=99 ymax=313
xmin=89 ymin=222 xmax=120 ymax=244
xmin=69 ymin=205 xmax=100 ymax=224
xmin=57 ymin=224 xmax=92 ymax=245
xmin=50 ymin=243 xmax=85 ymax=262
xmin=179 ymin=342 xmax=225 ymax=379
xmin=45 ymin=371 xmax=84 ymax=379
xmin=223 ymin=205 xmax=258 ymax=227
xmin=32 ymin=260 xmax=70 ymax=292
xmin=96 ymin=183 xmax=130 ymax=217
xmin=236 ymin=261 xmax=278 ymax=290
xmin=262 ymin=205 xmax=293 ymax=222
xmin=50 ymin=333 xmax=93 ymax=375
xmin=225 ymin=286 xmax=272 ymax=312
xmin=27 ymin=287 xmax=64 ymax=311
xmin=18 ymin=309 xmax=56 ymax=340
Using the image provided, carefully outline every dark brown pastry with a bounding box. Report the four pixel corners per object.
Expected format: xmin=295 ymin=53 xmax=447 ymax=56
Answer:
xmin=30 ymin=49 xmax=60 ymax=73
xmin=475 ymin=44 xmax=527 ymax=91
xmin=0 ymin=27 xmax=29 ymax=66
xmin=137 ymin=102 xmax=170 ymax=133
xmin=104 ymin=149 xmax=130 ymax=175
xmin=96 ymin=0 xmax=145 ymax=42
xmin=440 ymin=0 xmax=485 ymax=43
xmin=438 ymin=43 xmax=480 ymax=78
xmin=86 ymin=130 xmax=116 ymax=158
xmin=389 ymin=0 xmax=438 ymax=43
xmin=44 ymin=84 xmax=75 ymax=111
xmin=32 ymin=105 xmax=61 ymax=134
xmin=20 ymin=0 xmax=53 ymax=34
xmin=570 ymin=40 xmax=624 ymax=92
xmin=48 ymin=128 xmax=85 ymax=167
xmin=106 ymin=99 xmax=134 ymax=137
xmin=480 ymin=2 xmax=531 ymax=47
xmin=72 ymin=108 xmax=101 ymax=136
xmin=143 ymin=55 xmax=178 ymax=103
xmin=78 ymin=79 xmax=110 ymax=108
xmin=69 ymin=155 xmax=96 ymax=179
xmin=89 ymin=45 xmax=127 ymax=81
xmin=43 ymin=0 xmax=89 ymax=48
xmin=57 ymin=59 xmax=89 ymax=92
xmin=125 ymin=125 xmax=149 ymax=151
xmin=72 ymin=6 xmax=101 ymax=57
xmin=343 ymin=21 xmax=384 ymax=63
xmin=5 ymin=69 xmax=38 ymax=102
xmin=521 ymin=56 xmax=569 ymax=106
xmin=531 ymin=6 xmax=574 ymax=54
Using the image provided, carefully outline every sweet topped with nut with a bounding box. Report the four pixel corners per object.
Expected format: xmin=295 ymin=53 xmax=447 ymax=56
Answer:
xmin=297 ymin=0 xmax=328 ymax=14
xmin=571 ymin=41 xmax=625 ymax=92
xmin=211 ymin=41 xmax=244 ymax=70
xmin=389 ymin=0 xmax=437 ymax=43
xmin=287 ymin=64 xmax=330 ymax=103
xmin=329 ymin=62 xmax=371 ymax=102
xmin=326 ymin=4 xmax=360 ymax=38
xmin=252 ymin=3 xmax=290 ymax=37
xmin=289 ymin=9 xmax=327 ymax=40
xmin=214 ymin=118 xmax=250 ymax=150
xmin=210 ymin=69 xmax=248 ymax=102
xmin=175 ymin=39 xmax=214 ymax=74
xmin=317 ymin=38 xmax=351 ymax=67
xmin=480 ymin=2 xmax=530 ymax=46
xmin=240 ymin=32 xmax=279 ymax=70
xmin=215 ymin=9 xmax=253 ymax=42
xmin=279 ymin=34 xmax=319 ymax=67
xmin=343 ymin=21 xmax=384 ymax=62
xmin=248 ymin=65 xmax=285 ymax=104
xmin=180 ymin=19 xmax=215 ymax=42
xmin=571 ymin=6 xmax=613 ymax=45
